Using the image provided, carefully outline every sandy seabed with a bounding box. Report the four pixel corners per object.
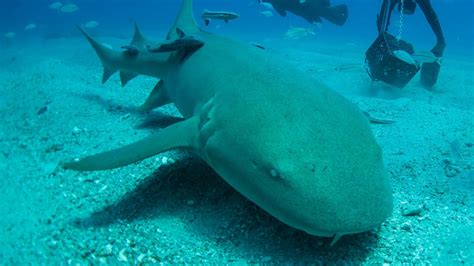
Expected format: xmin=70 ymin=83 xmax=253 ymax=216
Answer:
xmin=0 ymin=35 xmax=472 ymax=264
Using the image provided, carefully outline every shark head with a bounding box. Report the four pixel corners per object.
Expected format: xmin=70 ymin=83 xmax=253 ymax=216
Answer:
xmin=198 ymin=81 xmax=393 ymax=243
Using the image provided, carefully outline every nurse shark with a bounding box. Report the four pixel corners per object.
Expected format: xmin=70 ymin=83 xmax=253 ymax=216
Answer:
xmin=63 ymin=0 xmax=393 ymax=244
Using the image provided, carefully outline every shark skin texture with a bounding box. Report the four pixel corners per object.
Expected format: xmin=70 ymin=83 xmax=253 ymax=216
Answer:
xmin=63 ymin=0 xmax=393 ymax=244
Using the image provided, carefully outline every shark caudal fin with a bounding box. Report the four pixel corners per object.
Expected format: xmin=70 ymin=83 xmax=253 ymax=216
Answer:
xmin=322 ymin=4 xmax=348 ymax=26
xmin=78 ymin=26 xmax=122 ymax=84
xmin=118 ymin=23 xmax=150 ymax=87
xmin=167 ymin=0 xmax=199 ymax=40
xmin=79 ymin=25 xmax=170 ymax=87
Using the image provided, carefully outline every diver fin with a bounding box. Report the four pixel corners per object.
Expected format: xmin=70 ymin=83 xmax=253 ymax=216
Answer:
xmin=119 ymin=71 xmax=138 ymax=87
xmin=321 ymin=4 xmax=348 ymax=26
xmin=62 ymin=116 xmax=200 ymax=171
xmin=420 ymin=61 xmax=441 ymax=88
xmin=137 ymin=80 xmax=171 ymax=112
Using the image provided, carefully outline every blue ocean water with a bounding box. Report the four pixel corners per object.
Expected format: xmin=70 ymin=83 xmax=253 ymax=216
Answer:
xmin=1 ymin=0 xmax=473 ymax=58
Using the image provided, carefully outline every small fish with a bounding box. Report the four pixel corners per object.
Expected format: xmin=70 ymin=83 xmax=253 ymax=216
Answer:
xmin=4 ymin=32 xmax=16 ymax=38
xmin=283 ymin=26 xmax=315 ymax=39
xmin=24 ymin=23 xmax=37 ymax=31
xmin=201 ymin=9 xmax=239 ymax=26
xmin=37 ymin=106 xmax=48 ymax=115
xmin=83 ymin=20 xmax=99 ymax=29
xmin=362 ymin=111 xmax=396 ymax=124
xmin=260 ymin=2 xmax=274 ymax=9
xmin=60 ymin=3 xmax=79 ymax=13
xmin=260 ymin=10 xmax=274 ymax=17
xmin=147 ymin=28 xmax=204 ymax=53
xmin=249 ymin=42 xmax=265 ymax=49
xmin=49 ymin=1 xmax=62 ymax=10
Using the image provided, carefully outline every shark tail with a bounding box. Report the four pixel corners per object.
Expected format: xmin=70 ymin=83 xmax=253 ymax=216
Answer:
xmin=79 ymin=25 xmax=170 ymax=87
xmin=322 ymin=4 xmax=348 ymax=26
xmin=77 ymin=26 xmax=122 ymax=84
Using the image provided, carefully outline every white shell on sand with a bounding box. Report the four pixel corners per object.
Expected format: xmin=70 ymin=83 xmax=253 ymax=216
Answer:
xmin=4 ymin=32 xmax=16 ymax=38
xmin=83 ymin=20 xmax=99 ymax=29
xmin=24 ymin=23 xmax=37 ymax=31
xmin=60 ymin=3 xmax=79 ymax=13
xmin=49 ymin=1 xmax=63 ymax=9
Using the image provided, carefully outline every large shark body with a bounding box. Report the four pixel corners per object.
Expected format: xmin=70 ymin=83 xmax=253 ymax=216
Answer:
xmin=64 ymin=0 xmax=393 ymax=243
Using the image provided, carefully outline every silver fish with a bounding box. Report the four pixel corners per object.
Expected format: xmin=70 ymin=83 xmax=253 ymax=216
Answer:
xmin=201 ymin=9 xmax=240 ymax=26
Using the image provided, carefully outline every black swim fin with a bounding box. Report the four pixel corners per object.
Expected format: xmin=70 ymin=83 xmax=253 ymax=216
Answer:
xmin=420 ymin=62 xmax=441 ymax=88
xmin=322 ymin=4 xmax=348 ymax=26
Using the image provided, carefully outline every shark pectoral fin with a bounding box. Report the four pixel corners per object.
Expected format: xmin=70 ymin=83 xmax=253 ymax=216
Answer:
xmin=204 ymin=18 xmax=210 ymax=26
xmin=137 ymin=80 xmax=170 ymax=112
xmin=62 ymin=116 xmax=200 ymax=171
xmin=119 ymin=71 xmax=138 ymax=87
xmin=224 ymin=19 xmax=229 ymax=24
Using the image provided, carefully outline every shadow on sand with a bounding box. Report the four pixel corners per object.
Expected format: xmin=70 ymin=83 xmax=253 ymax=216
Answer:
xmin=72 ymin=153 xmax=380 ymax=261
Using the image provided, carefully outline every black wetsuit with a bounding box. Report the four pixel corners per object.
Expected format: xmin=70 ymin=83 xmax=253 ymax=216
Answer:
xmin=376 ymin=0 xmax=446 ymax=57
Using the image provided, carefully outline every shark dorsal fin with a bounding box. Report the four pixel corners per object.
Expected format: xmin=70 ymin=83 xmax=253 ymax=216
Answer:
xmin=167 ymin=0 xmax=198 ymax=40
xmin=131 ymin=23 xmax=146 ymax=46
